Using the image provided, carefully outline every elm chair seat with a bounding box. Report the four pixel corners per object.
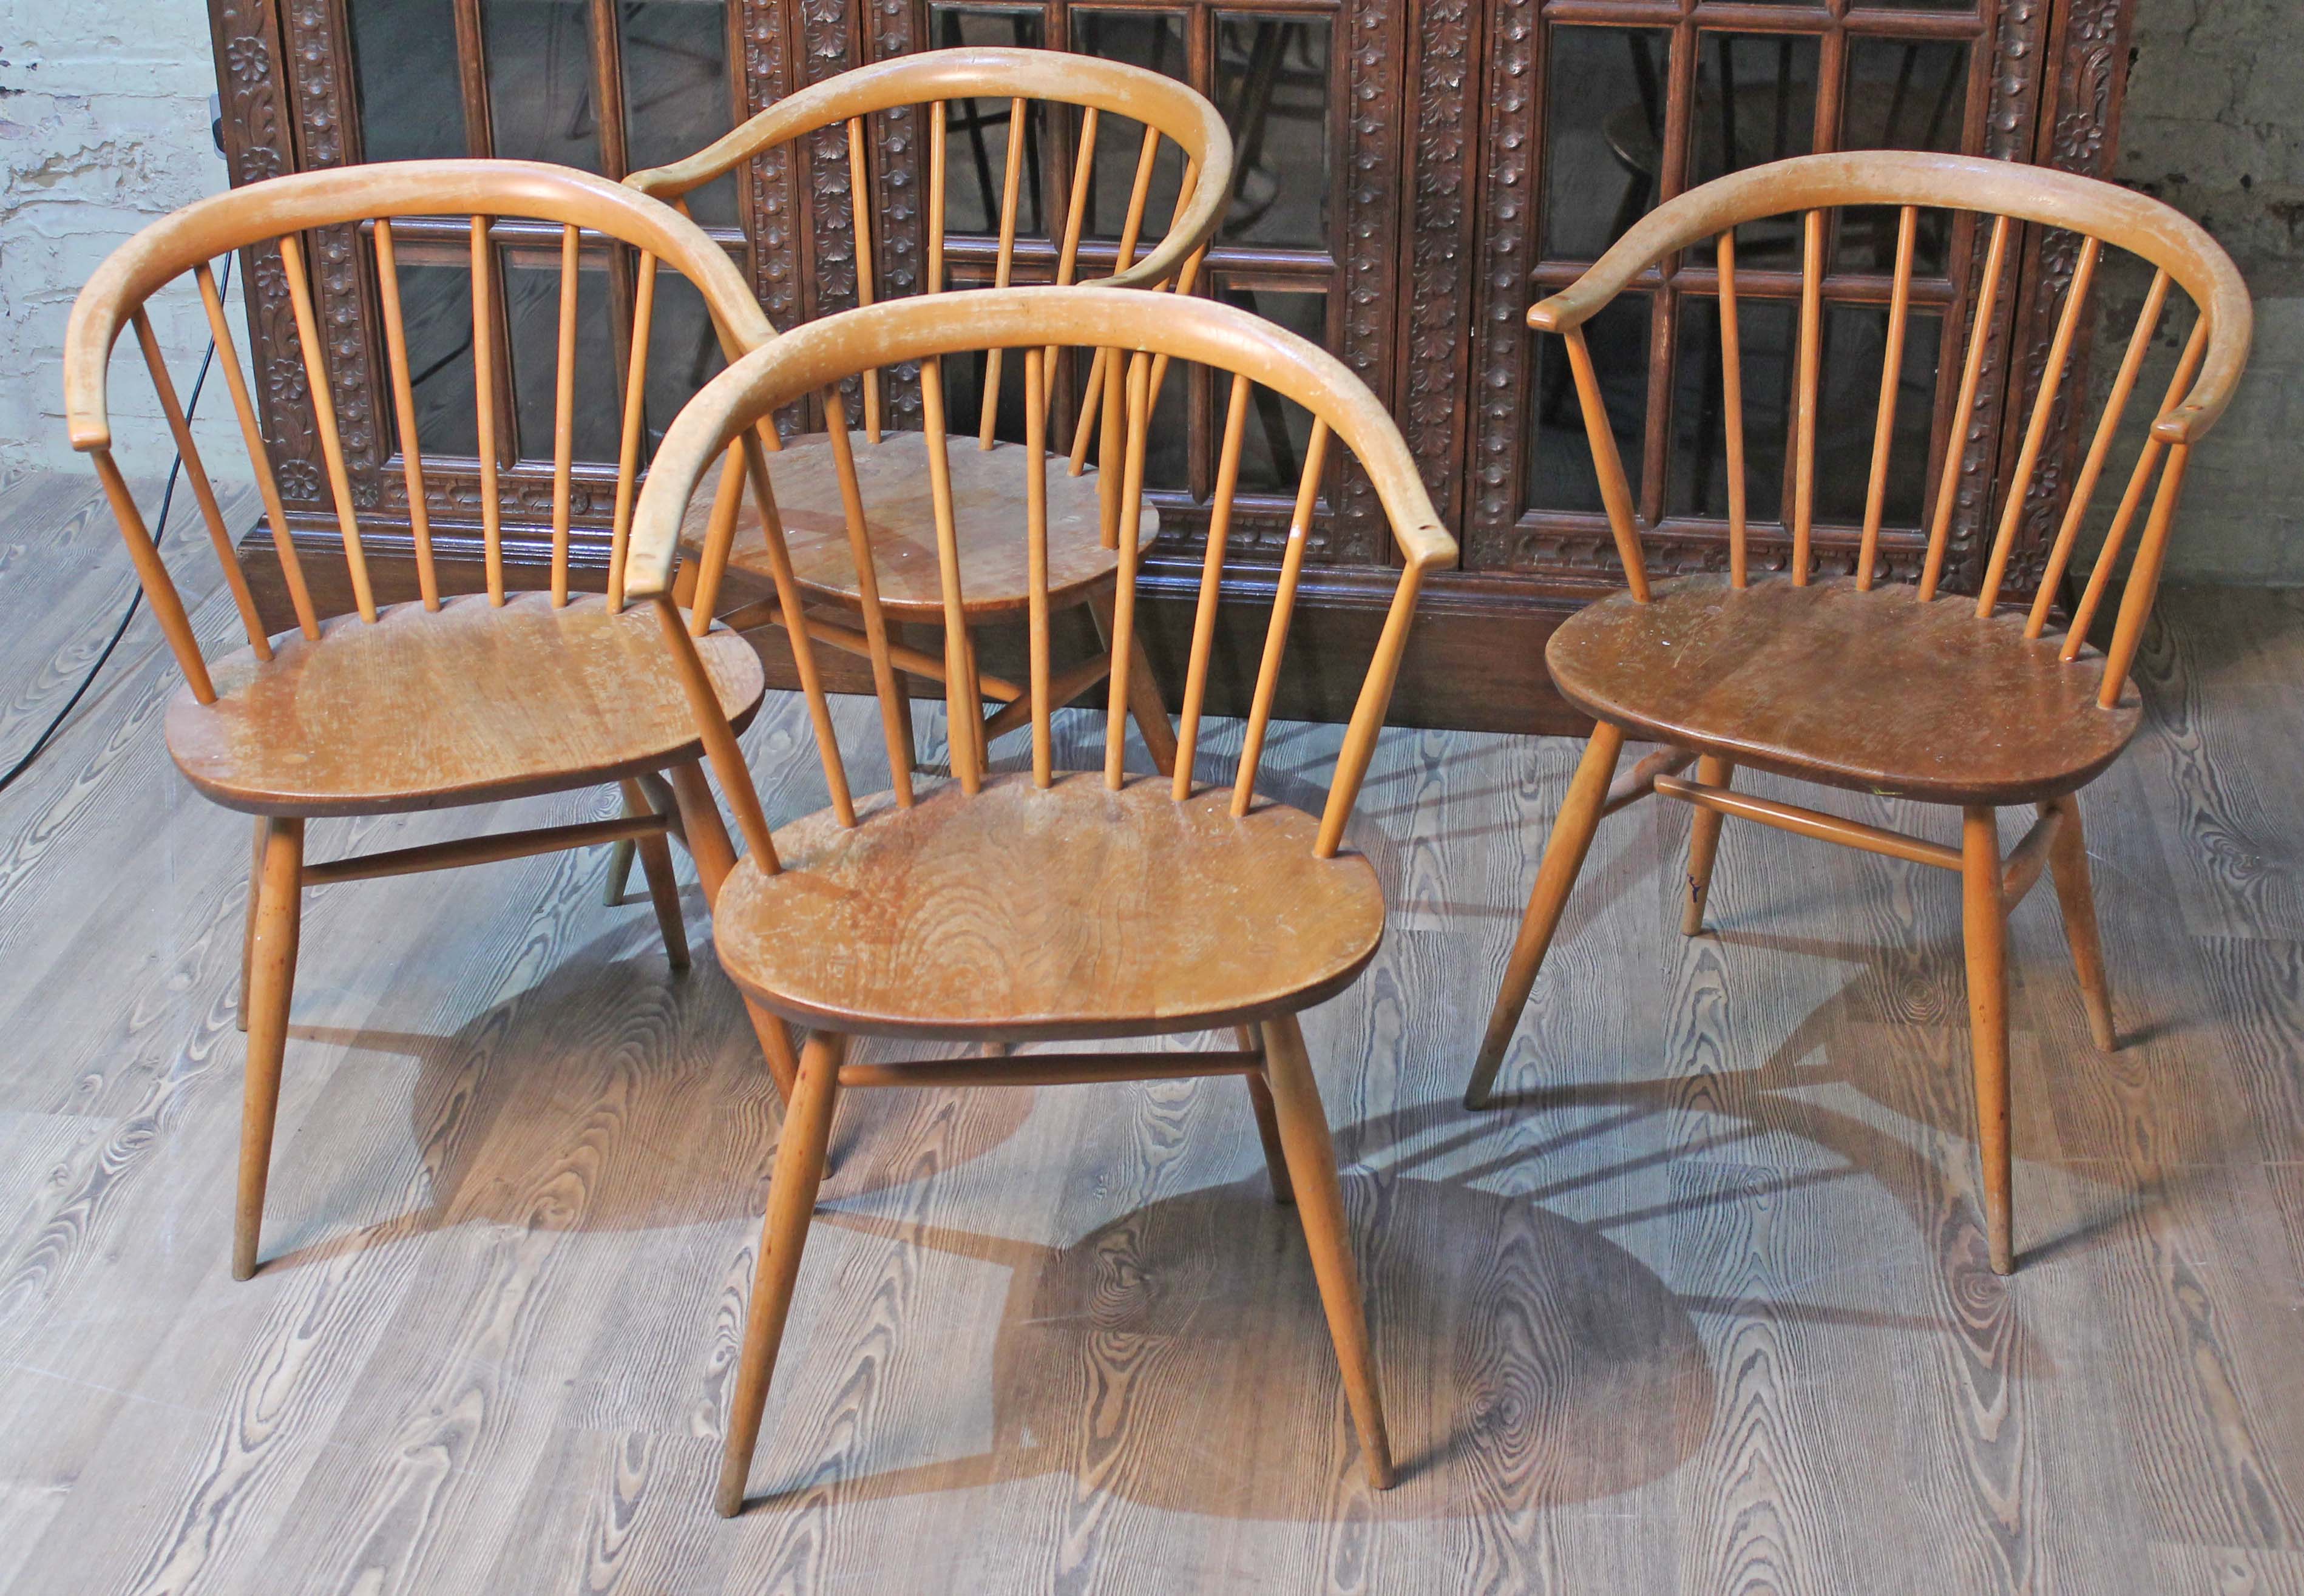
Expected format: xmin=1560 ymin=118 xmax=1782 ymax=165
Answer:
xmin=167 ymin=594 xmax=764 ymax=816
xmin=680 ymin=429 xmax=1160 ymax=618
xmin=1547 ymin=574 xmax=2142 ymax=808
xmin=712 ymin=773 xmax=1386 ymax=1040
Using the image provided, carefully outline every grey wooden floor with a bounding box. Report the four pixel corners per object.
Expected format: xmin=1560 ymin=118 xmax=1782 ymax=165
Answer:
xmin=2 ymin=465 xmax=2302 ymax=1595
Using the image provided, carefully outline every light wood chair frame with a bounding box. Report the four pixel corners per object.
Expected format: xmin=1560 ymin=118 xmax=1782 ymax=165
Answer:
xmin=63 ymin=160 xmax=794 ymax=1280
xmin=625 ymin=46 xmax=1235 ymax=782
xmin=1462 ymin=150 xmax=2252 ymax=1276
xmin=619 ymin=285 xmax=1454 ymax=1513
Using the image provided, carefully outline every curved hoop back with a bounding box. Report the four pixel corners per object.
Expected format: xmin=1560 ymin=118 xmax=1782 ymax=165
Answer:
xmin=62 ymin=161 xmax=775 ymax=703
xmin=628 ymin=47 xmax=1234 ymax=454
xmin=1528 ymin=150 xmax=2252 ymax=709
xmin=624 ymin=286 xmax=1453 ymax=869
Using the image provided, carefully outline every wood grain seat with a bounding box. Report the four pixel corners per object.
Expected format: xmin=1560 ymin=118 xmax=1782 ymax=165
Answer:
xmin=713 ymin=773 xmax=1386 ymax=1040
xmin=165 ymin=593 xmax=765 ymax=816
xmin=1547 ymin=575 xmax=2141 ymax=806
xmin=680 ymin=430 xmax=1160 ymax=618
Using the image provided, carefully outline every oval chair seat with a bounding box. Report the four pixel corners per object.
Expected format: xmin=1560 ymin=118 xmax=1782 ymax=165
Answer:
xmin=165 ymin=592 xmax=766 ymax=816
xmin=1548 ymin=574 xmax=2142 ymax=806
xmin=679 ymin=430 xmax=1161 ymax=619
xmin=713 ymin=773 xmax=1386 ymax=1041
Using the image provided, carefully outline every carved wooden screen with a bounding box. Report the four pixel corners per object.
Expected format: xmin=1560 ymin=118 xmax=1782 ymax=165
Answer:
xmin=207 ymin=0 xmax=2135 ymax=728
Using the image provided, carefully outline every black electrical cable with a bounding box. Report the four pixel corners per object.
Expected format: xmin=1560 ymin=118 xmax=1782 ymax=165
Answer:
xmin=0 ymin=252 xmax=234 ymax=799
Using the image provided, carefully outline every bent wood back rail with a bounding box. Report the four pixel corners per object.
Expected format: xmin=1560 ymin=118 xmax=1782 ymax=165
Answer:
xmin=61 ymin=160 xmax=794 ymax=1282
xmin=623 ymin=46 xmax=1235 ymax=789
xmin=1463 ymin=150 xmax=2252 ymax=1277
xmin=620 ymin=285 xmax=1452 ymax=1515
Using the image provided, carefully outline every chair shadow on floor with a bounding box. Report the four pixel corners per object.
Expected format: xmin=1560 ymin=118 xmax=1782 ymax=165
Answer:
xmin=263 ymin=903 xmax=1038 ymax=1265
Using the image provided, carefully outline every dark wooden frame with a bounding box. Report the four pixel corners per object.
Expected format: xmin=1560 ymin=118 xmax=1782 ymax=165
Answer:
xmin=205 ymin=0 xmax=2138 ymax=732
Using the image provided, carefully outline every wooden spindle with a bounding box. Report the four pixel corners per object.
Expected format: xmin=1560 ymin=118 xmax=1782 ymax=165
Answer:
xmin=130 ymin=307 xmax=269 ymax=655
xmin=1040 ymin=106 xmax=1100 ymax=427
xmin=1562 ymin=328 xmax=1651 ymax=602
xmin=196 ymin=260 xmax=317 ymax=639
xmin=1067 ymin=124 xmax=1165 ymax=472
xmin=2028 ymin=269 xmax=2171 ymax=638
xmin=1919 ymin=212 xmax=2010 ymax=601
xmin=927 ymin=103 xmax=946 ymax=295
xmin=2064 ymin=317 xmax=2208 ymax=658
xmin=820 ymin=385 xmax=916 ymax=808
xmin=89 ymin=448 xmax=214 ymax=702
xmin=1316 ymin=563 xmax=1429 ymax=861
xmin=652 ymin=597 xmax=778 ymax=872
xmin=1140 ymin=159 xmax=1206 ymax=401
xmin=738 ymin=429 xmax=856 ymax=824
xmin=466 ymin=216 xmax=505 ymax=606
xmin=685 ymin=441 xmax=747 ymax=631
xmin=847 ymin=115 xmax=883 ymax=442
xmin=1857 ymin=206 xmax=1917 ymax=590
xmin=1790 ymin=209 xmax=1823 ymax=585
xmin=1176 ymin=373 xmax=1251 ymax=802
xmin=371 ymin=220 xmax=438 ymax=610
xmin=1026 ymin=347 xmax=1054 ymax=789
xmin=608 ymin=251 xmax=659 ymax=610
xmin=917 ymin=353 xmax=981 ymax=794
xmin=1977 ymin=235 xmax=2101 ymax=615
xmin=2096 ymin=443 xmax=2192 ymax=706
xmin=977 ymin=97 xmax=1029 ymax=450
xmin=1103 ymin=351 xmax=1154 ymax=790
xmin=549 ymin=223 xmax=581 ymax=606
xmin=1716 ymin=231 xmax=1749 ymax=589
xmin=279 ymin=231 xmax=375 ymax=621
xmin=1233 ymin=418 xmax=1331 ymax=816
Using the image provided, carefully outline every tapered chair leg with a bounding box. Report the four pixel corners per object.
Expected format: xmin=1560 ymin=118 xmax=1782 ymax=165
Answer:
xmin=1960 ymin=806 xmax=2015 ymax=1276
xmin=623 ymin=778 xmax=690 ymax=970
xmin=1465 ymin=722 xmax=1625 ymax=1108
xmin=717 ymin=1031 xmax=844 ymax=1517
xmin=237 ymin=816 xmax=263 ymax=1032
xmin=1235 ymin=1024 xmax=1295 ymax=1204
xmin=1681 ymin=754 xmax=1735 ymax=935
xmin=1260 ymin=1011 xmax=1394 ymax=1488
xmin=668 ymin=761 xmax=799 ymax=1103
xmin=600 ymin=837 xmax=637 ymax=906
xmin=235 ymin=815 xmax=304 ymax=1280
xmin=2041 ymin=791 xmax=2116 ymax=1051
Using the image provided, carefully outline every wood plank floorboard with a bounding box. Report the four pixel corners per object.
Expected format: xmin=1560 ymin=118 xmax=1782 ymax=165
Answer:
xmin=0 ymin=474 xmax=2297 ymax=1591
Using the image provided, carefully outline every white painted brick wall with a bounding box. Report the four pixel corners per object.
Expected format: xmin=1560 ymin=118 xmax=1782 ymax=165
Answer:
xmin=1 ymin=1 xmax=249 ymax=489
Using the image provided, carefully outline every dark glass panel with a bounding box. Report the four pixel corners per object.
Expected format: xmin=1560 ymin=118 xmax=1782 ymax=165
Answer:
xmin=643 ymin=268 xmax=730 ymax=455
xmin=349 ymin=0 xmax=467 ymax=161
xmin=1667 ymin=294 xmax=1794 ymax=525
xmin=395 ymin=261 xmax=483 ymax=459
xmin=1215 ymin=15 xmax=1332 ymax=250
xmin=484 ymin=0 xmax=603 ymax=171
xmin=504 ymin=260 xmax=622 ymax=464
xmin=1525 ymin=294 xmax=1651 ymax=515
xmin=1221 ymin=287 xmax=1324 ymax=495
xmin=1540 ymin=27 xmax=1670 ymax=263
xmin=1068 ymin=11 xmax=1189 ymax=247
xmin=933 ymin=8 xmax=1049 ymax=238
xmin=622 ymin=0 xmax=738 ymax=226
xmin=1812 ymin=304 xmax=1943 ymax=527
xmin=1689 ymin=32 xmax=1820 ymax=181
xmin=1835 ymin=38 xmax=1968 ymax=275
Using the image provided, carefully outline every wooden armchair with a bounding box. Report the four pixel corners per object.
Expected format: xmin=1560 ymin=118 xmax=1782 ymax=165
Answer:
xmin=61 ymin=161 xmax=789 ymax=1279
xmin=619 ymin=286 xmax=1455 ymax=1513
xmin=624 ymin=46 xmax=1232 ymax=783
xmin=1462 ymin=150 xmax=2252 ymax=1276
